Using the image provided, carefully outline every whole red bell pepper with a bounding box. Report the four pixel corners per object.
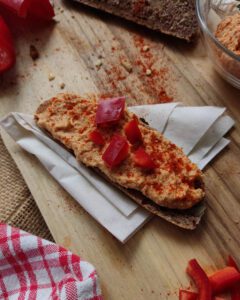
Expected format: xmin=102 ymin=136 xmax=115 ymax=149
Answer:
xmin=179 ymin=289 xmax=198 ymax=300
xmin=124 ymin=118 xmax=142 ymax=144
xmin=95 ymin=97 xmax=125 ymax=126
xmin=89 ymin=130 xmax=105 ymax=146
xmin=133 ymin=147 xmax=156 ymax=170
xmin=0 ymin=15 xmax=15 ymax=73
xmin=186 ymin=259 xmax=212 ymax=300
xmin=228 ymin=256 xmax=240 ymax=300
xmin=102 ymin=134 xmax=129 ymax=168
xmin=0 ymin=0 xmax=54 ymax=19
xmin=209 ymin=267 xmax=240 ymax=295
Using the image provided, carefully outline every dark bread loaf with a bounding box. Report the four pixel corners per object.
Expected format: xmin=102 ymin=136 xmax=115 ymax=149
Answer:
xmin=73 ymin=0 xmax=198 ymax=41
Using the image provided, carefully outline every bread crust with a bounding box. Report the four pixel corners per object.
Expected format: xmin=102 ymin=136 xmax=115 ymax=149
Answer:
xmin=93 ymin=168 xmax=205 ymax=229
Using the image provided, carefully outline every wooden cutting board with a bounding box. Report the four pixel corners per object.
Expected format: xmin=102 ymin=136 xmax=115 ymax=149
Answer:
xmin=1 ymin=1 xmax=240 ymax=299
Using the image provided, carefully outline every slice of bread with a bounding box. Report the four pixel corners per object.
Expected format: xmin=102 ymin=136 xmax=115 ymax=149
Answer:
xmin=35 ymin=94 xmax=206 ymax=229
xmin=72 ymin=0 xmax=198 ymax=41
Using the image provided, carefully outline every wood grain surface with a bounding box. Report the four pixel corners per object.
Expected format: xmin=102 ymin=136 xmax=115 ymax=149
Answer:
xmin=1 ymin=1 xmax=240 ymax=299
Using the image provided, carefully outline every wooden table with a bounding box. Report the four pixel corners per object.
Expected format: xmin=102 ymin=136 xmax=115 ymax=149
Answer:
xmin=1 ymin=1 xmax=240 ymax=299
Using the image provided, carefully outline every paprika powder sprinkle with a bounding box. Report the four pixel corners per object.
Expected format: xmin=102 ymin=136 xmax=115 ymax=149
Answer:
xmin=132 ymin=0 xmax=146 ymax=15
xmin=98 ymin=34 xmax=176 ymax=104
xmin=133 ymin=35 xmax=174 ymax=103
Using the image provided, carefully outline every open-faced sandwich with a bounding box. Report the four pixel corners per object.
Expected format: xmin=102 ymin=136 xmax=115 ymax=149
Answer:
xmin=35 ymin=94 xmax=206 ymax=229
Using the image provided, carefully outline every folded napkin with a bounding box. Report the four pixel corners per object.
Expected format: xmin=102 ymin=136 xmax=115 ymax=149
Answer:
xmin=0 ymin=103 xmax=234 ymax=243
xmin=0 ymin=224 xmax=102 ymax=300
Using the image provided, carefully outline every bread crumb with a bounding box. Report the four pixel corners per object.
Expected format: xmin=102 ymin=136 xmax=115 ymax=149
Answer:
xmin=121 ymin=60 xmax=132 ymax=73
xmin=142 ymin=45 xmax=150 ymax=52
xmin=146 ymin=69 xmax=152 ymax=76
xmin=60 ymin=82 xmax=65 ymax=89
xmin=29 ymin=45 xmax=39 ymax=60
xmin=48 ymin=73 xmax=55 ymax=81
xmin=95 ymin=59 xmax=103 ymax=68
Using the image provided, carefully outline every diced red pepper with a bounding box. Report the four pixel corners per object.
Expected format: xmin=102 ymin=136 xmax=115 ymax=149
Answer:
xmin=228 ymin=256 xmax=240 ymax=272
xmin=0 ymin=0 xmax=29 ymax=17
xmin=102 ymin=134 xmax=129 ymax=168
xmin=186 ymin=259 xmax=212 ymax=300
xmin=179 ymin=289 xmax=198 ymax=300
xmin=95 ymin=97 xmax=125 ymax=126
xmin=133 ymin=147 xmax=156 ymax=170
xmin=231 ymin=287 xmax=240 ymax=300
xmin=27 ymin=0 xmax=55 ymax=20
xmin=228 ymin=256 xmax=240 ymax=300
xmin=89 ymin=130 xmax=105 ymax=146
xmin=0 ymin=0 xmax=54 ymax=19
xmin=0 ymin=16 xmax=15 ymax=74
xmin=124 ymin=118 xmax=142 ymax=144
xmin=209 ymin=267 xmax=240 ymax=295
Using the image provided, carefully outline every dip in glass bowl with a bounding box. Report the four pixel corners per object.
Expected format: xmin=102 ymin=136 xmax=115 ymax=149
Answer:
xmin=196 ymin=0 xmax=240 ymax=88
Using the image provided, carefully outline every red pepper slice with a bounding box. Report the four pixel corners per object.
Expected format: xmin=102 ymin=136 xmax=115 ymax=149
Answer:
xmin=179 ymin=289 xmax=198 ymax=300
xmin=0 ymin=16 xmax=15 ymax=74
xmin=133 ymin=147 xmax=156 ymax=170
xmin=0 ymin=0 xmax=30 ymax=17
xmin=95 ymin=97 xmax=125 ymax=126
xmin=89 ymin=130 xmax=105 ymax=146
xmin=124 ymin=118 xmax=142 ymax=144
xmin=102 ymin=134 xmax=129 ymax=168
xmin=228 ymin=256 xmax=240 ymax=272
xmin=209 ymin=267 xmax=240 ymax=295
xmin=228 ymin=256 xmax=240 ymax=300
xmin=27 ymin=0 xmax=55 ymax=20
xmin=186 ymin=259 xmax=212 ymax=300
xmin=0 ymin=0 xmax=54 ymax=19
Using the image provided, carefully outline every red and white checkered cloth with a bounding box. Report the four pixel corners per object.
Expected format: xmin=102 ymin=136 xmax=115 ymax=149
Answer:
xmin=0 ymin=224 xmax=103 ymax=299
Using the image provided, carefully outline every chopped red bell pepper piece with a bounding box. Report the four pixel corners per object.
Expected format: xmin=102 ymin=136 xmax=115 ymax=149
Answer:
xmin=95 ymin=97 xmax=125 ymax=126
xmin=179 ymin=289 xmax=198 ymax=300
xmin=0 ymin=0 xmax=54 ymax=19
xmin=133 ymin=147 xmax=156 ymax=170
xmin=102 ymin=134 xmax=129 ymax=168
xmin=228 ymin=256 xmax=240 ymax=300
xmin=228 ymin=256 xmax=240 ymax=272
xmin=186 ymin=259 xmax=212 ymax=300
xmin=0 ymin=0 xmax=29 ymax=17
xmin=89 ymin=130 xmax=105 ymax=146
xmin=124 ymin=118 xmax=142 ymax=144
xmin=209 ymin=267 xmax=240 ymax=295
xmin=0 ymin=16 xmax=15 ymax=74
xmin=231 ymin=286 xmax=240 ymax=300
xmin=27 ymin=0 xmax=55 ymax=20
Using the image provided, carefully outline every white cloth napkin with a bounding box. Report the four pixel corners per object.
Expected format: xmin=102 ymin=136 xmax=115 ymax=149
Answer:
xmin=0 ymin=104 xmax=234 ymax=243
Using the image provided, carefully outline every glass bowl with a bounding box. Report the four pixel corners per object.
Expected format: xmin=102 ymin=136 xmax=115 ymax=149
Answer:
xmin=196 ymin=0 xmax=240 ymax=88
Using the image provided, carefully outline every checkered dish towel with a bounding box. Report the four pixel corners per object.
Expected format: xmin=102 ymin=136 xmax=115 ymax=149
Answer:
xmin=0 ymin=224 xmax=103 ymax=300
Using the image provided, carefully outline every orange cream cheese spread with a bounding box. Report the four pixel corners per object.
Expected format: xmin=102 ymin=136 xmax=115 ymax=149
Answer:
xmin=35 ymin=93 xmax=205 ymax=210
